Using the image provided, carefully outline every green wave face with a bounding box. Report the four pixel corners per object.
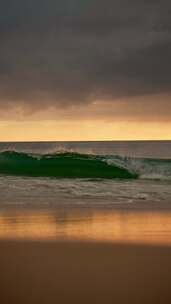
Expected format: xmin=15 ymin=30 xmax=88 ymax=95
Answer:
xmin=0 ymin=151 xmax=137 ymax=179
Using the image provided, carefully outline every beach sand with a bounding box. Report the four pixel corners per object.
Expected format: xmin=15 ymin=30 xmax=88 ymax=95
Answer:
xmin=0 ymin=240 xmax=171 ymax=304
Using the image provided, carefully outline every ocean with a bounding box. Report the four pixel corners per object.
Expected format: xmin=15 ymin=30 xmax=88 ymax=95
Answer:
xmin=0 ymin=140 xmax=170 ymax=208
xmin=0 ymin=140 xmax=171 ymax=243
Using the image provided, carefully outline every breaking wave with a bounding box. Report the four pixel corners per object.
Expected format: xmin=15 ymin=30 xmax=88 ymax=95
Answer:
xmin=0 ymin=150 xmax=170 ymax=180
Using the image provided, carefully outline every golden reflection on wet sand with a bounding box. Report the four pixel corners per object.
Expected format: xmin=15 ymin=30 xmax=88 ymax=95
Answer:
xmin=0 ymin=208 xmax=171 ymax=244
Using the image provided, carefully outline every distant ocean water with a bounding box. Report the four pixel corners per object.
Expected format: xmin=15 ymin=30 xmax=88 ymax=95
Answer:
xmin=0 ymin=141 xmax=170 ymax=208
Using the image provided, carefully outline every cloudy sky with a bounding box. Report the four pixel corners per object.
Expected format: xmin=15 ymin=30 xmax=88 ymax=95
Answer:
xmin=0 ymin=0 xmax=171 ymax=140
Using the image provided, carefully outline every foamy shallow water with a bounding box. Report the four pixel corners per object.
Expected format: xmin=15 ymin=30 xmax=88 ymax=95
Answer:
xmin=0 ymin=175 xmax=170 ymax=208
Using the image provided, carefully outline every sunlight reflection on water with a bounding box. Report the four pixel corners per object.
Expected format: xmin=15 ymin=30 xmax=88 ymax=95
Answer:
xmin=0 ymin=208 xmax=171 ymax=245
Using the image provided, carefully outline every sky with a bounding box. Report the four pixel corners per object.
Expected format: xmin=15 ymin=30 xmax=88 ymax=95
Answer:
xmin=0 ymin=0 xmax=171 ymax=141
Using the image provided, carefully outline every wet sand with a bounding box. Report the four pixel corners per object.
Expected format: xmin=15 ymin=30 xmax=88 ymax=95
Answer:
xmin=0 ymin=240 xmax=171 ymax=304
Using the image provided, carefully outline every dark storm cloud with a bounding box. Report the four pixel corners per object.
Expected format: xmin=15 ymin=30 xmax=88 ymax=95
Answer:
xmin=0 ymin=0 xmax=171 ymax=118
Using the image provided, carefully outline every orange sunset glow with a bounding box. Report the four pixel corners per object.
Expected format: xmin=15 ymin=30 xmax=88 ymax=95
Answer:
xmin=0 ymin=120 xmax=171 ymax=141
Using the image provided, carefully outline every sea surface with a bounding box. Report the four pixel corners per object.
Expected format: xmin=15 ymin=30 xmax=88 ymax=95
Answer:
xmin=0 ymin=140 xmax=170 ymax=208
xmin=0 ymin=141 xmax=171 ymax=243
